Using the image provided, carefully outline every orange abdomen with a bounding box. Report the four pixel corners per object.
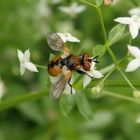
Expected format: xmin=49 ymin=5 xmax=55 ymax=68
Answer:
xmin=48 ymin=56 xmax=62 ymax=76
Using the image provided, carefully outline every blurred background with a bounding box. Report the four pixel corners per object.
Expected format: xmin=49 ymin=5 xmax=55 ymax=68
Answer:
xmin=1 ymin=0 xmax=140 ymax=140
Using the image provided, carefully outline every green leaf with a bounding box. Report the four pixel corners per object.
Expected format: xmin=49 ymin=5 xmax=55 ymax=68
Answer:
xmin=76 ymin=92 xmax=93 ymax=120
xmin=96 ymin=0 xmax=103 ymax=6
xmin=93 ymin=44 xmax=106 ymax=57
xmin=108 ymin=24 xmax=126 ymax=46
xmin=60 ymin=95 xmax=75 ymax=117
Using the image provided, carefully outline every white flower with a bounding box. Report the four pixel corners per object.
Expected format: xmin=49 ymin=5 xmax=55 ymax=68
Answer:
xmin=82 ymin=61 xmax=103 ymax=88
xmin=114 ymin=15 xmax=140 ymax=39
xmin=57 ymin=33 xmax=80 ymax=43
xmin=129 ymin=7 xmax=140 ymax=16
xmin=0 ymin=77 xmax=5 ymax=100
xmin=59 ymin=2 xmax=86 ymax=17
xmin=125 ymin=45 xmax=140 ymax=72
xmin=17 ymin=49 xmax=38 ymax=75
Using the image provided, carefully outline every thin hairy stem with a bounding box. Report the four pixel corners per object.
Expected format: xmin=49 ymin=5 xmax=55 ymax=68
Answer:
xmin=104 ymin=90 xmax=140 ymax=103
xmin=96 ymin=7 xmax=136 ymax=91
xmin=36 ymin=64 xmax=47 ymax=69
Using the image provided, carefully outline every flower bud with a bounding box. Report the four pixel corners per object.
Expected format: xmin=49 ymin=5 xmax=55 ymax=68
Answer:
xmin=133 ymin=90 xmax=140 ymax=98
xmin=92 ymin=86 xmax=101 ymax=94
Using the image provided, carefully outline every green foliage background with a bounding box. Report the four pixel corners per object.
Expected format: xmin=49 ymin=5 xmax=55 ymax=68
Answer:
xmin=0 ymin=0 xmax=140 ymax=140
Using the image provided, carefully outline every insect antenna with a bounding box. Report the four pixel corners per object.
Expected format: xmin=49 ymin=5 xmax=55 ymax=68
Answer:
xmin=92 ymin=55 xmax=99 ymax=63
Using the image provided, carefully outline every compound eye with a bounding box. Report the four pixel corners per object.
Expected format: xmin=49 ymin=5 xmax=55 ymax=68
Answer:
xmin=83 ymin=63 xmax=91 ymax=71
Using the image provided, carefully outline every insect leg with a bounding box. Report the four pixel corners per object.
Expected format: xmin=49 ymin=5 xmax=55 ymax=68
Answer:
xmin=76 ymin=70 xmax=92 ymax=78
xmin=68 ymin=76 xmax=73 ymax=95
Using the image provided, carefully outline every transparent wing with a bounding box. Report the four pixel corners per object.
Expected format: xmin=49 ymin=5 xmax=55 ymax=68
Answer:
xmin=50 ymin=74 xmax=68 ymax=100
xmin=47 ymin=33 xmax=66 ymax=51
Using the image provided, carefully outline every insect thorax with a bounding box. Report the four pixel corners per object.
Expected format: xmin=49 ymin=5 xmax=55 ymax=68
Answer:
xmin=60 ymin=55 xmax=81 ymax=70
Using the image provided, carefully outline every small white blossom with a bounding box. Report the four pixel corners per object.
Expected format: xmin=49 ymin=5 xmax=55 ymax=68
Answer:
xmin=129 ymin=7 xmax=140 ymax=16
xmin=57 ymin=33 xmax=80 ymax=43
xmin=0 ymin=77 xmax=5 ymax=100
xmin=59 ymin=2 xmax=86 ymax=17
xmin=17 ymin=49 xmax=38 ymax=75
xmin=114 ymin=15 xmax=140 ymax=39
xmin=82 ymin=61 xmax=103 ymax=88
xmin=125 ymin=45 xmax=140 ymax=72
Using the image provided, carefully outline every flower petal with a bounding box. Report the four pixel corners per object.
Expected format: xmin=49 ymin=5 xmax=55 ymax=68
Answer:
xmin=128 ymin=45 xmax=140 ymax=58
xmin=17 ymin=49 xmax=24 ymax=62
xmin=24 ymin=49 xmax=30 ymax=61
xmin=125 ymin=59 xmax=140 ymax=72
xmin=74 ymin=5 xmax=86 ymax=14
xmin=64 ymin=33 xmax=80 ymax=42
xmin=114 ymin=17 xmax=132 ymax=24
xmin=93 ymin=70 xmax=103 ymax=78
xmin=83 ymin=75 xmax=91 ymax=88
xmin=129 ymin=22 xmax=139 ymax=39
xmin=129 ymin=8 xmax=140 ymax=16
xmin=24 ymin=62 xmax=38 ymax=72
xmin=20 ymin=64 xmax=25 ymax=75
xmin=90 ymin=61 xmax=96 ymax=71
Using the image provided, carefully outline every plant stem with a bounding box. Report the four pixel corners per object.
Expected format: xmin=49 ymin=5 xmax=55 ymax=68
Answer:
xmin=36 ymin=64 xmax=47 ymax=70
xmin=0 ymin=90 xmax=48 ymax=111
xmin=99 ymin=68 xmax=114 ymax=85
xmin=117 ymin=68 xmax=136 ymax=90
xmin=97 ymin=7 xmax=136 ymax=90
xmin=100 ymin=64 xmax=115 ymax=74
xmin=104 ymin=80 xmax=140 ymax=87
xmin=103 ymin=90 xmax=140 ymax=103
xmin=97 ymin=7 xmax=108 ymax=42
xmin=97 ymin=7 xmax=118 ymax=66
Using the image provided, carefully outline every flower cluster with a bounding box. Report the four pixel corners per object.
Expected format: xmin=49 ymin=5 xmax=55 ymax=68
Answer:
xmin=114 ymin=7 xmax=140 ymax=39
xmin=114 ymin=7 xmax=140 ymax=72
